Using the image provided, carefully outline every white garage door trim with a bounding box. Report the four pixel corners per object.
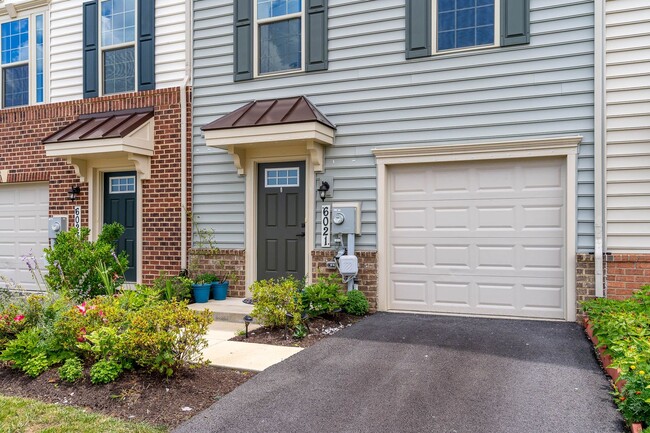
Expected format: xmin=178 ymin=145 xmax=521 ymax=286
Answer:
xmin=373 ymin=136 xmax=582 ymax=321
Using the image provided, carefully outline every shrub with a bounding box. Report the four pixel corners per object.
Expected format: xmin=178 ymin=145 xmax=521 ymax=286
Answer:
xmin=616 ymin=365 xmax=650 ymax=426
xmin=44 ymin=224 xmax=129 ymax=301
xmin=302 ymin=276 xmax=346 ymax=317
xmin=90 ymin=359 xmax=123 ymax=384
xmin=195 ymin=273 xmax=218 ymax=285
xmin=152 ymin=273 xmax=192 ymax=302
xmin=59 ymin=357 xmax=84 ymax=383
xmin=344 ymin=290 xmax=369 ymax=316
xmin=250 ymin=278 xmax=303 ymax=329
xmin=0 ymin=328 xmax=58 ymax=377
xmin=121 ymin=301 xmax=212 ymax=376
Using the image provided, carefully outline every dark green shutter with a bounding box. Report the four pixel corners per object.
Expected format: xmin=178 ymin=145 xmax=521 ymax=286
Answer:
xmin=137 ymin=0 xmax=155 ymax=90
xmin=405 ymin=0 xmax=431 ymax=59
xmin=234 ymin=0 xmax=253 ymax=81
xmin=501 ymin=0 xmax=530 ymax=46
xmin=305 ymin=0 xmax=328 ymax=71
xmin=82 ymin=0 xmax=99 ymax=98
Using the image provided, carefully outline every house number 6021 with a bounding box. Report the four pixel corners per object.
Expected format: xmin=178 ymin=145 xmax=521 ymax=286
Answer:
xmin=321 ymin=205 xmax=331 ymax=247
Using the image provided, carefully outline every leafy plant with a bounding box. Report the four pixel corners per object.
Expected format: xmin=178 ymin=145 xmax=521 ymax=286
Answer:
xmin=0 ymin=327 xmax=58 ymax=377
xmin=301 ymin=276 xmax=346 ymax=317
xmin=23 ymin=352 xmax=50 ymax=378
xmin=343 ymin=290 xmax=369 ymax=316
xmin=90 ymin=359 xmax=123 ymax=384
xmin=292 ymin=323 xmax=308 ymax=339
xmin=44 ymin=224 xmax=129 ymax=301
xmin=250 ymin=277 xmax=303 ymax=329
xmin=152 ymin=273 xmax=192 ymax=301
xmin=615 ymin=365 xmax=650 ymax=426
xmin=59 ymin=357 xmax=84 ymax=382
xmin=195 ymin=273 xmax=218 ymax=285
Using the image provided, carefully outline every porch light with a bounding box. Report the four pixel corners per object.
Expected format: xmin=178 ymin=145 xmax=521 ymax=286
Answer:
xmin=243 ymin=315 xmax=253 ymax=338
xmin=68 ymin=185 xmax=81 ymax=202
xmin=317 ymin=180 xmax=330 ymax=202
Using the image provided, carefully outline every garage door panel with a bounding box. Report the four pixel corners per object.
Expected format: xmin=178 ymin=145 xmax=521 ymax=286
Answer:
xmin=388 ymin=158 xmax=566 ymax=319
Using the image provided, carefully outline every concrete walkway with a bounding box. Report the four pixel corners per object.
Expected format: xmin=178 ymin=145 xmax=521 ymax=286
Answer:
xmin=203 ymin=321 xmax=303 ymax=372
xmin=177 ymin=313 xmax=626 ymax=433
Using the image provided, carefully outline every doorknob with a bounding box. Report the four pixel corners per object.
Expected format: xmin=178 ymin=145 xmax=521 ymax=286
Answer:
xmin=297 ymin=232 xmax=306 ymax=238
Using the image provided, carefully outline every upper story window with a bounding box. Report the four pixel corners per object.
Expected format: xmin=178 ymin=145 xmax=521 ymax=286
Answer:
xmin=233 ymin=0 xmax=328 ymax=82
xmin=82 ymin=0 xmax=154 ymax=99
xmin=436 ymin=0 xmax=496 ymax=52
xmin=101 ymin=0 xmax=136 ymax=94
xmin=405 ymin=0 xmax=529 ymax=60
xmin=1 ymin=13 xmax=45 ymax=108
xmin=256 ymin=0 xmax=302 ymax=75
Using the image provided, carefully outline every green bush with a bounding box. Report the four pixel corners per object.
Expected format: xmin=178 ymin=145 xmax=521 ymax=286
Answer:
xmin=24 ymin=352 xmax=50 ymax=378
xmin=0 ymin=328 xmax=58 ymax=377
xmin=343 ymin=290 xmax=369 ymax=316
xmin=44 ymin=224 xmax=129 ymax=301
xmin=152 ymin=273 xmax=192 ymax=302
xmin=121 ymin=301 xmax=212 ymax=376
xmin=90 ymin=359 xmax=123 ymax=384
xmin=59 ymin=357 xmax=84 ymax=383
xmin=194 ymin=273 xmax=218 ymax=285
xmin=302 ymin=276 xmax=346 ymax=317
xmin=250 ymin=278 xmax=303 ymax=329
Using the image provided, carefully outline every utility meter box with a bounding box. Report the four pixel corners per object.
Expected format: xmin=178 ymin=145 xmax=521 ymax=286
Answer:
xmin=48 ymin=216 xmax=68 ymax=239
xmin=331 ymin=206 xmax=357 ymax=235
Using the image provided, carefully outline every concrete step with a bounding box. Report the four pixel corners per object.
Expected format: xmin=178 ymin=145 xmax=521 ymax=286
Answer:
xmin=188 ymin=297 xmax=255 ymax=323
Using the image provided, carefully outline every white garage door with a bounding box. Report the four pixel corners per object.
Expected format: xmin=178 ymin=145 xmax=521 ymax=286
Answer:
xmin=389 ymin=158 xmax=566 ymax=319
xmin=0 ymin=183 xmax=49 ymax=292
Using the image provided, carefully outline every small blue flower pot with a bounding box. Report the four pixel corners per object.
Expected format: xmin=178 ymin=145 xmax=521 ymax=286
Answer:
xmin=192 ymin=283 xmax=211 ymax=303
xmin=212 ymin=281 xmax=229 ymax=301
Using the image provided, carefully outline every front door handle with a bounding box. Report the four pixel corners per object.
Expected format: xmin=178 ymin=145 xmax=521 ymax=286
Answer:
xmin=297 ymin=232 xmax=306 ymax=238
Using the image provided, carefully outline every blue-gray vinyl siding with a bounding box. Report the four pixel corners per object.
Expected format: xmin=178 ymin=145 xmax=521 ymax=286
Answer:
xmin=192 ymin=0 xmax=595 ymax=251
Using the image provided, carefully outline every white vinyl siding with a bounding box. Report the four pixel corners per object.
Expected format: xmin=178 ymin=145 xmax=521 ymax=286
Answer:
xmin=193 ymin=0 xmax=595 ymax=251
xmin=605 ymin=0 xmax=650 ymax=252
xmin=48 ymin=0 xmax=187 ymax=102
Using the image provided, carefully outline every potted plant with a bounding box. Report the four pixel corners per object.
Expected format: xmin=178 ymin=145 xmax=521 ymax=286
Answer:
xmin=192 ymin=273 xmax=213 ymax=303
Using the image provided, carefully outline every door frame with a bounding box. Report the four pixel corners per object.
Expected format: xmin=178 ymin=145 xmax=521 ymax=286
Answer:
xmin=87 ymin=157 xmax=144 ymax=283
xmin=373 ymin=136 xmax=582 ymax=321
xmin=244 ymin=143 xmax=316 ymax=295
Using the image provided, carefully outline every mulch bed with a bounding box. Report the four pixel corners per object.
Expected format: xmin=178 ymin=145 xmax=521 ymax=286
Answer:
xmin=230 ymin=313 xmax=366 ymax=348
xmin=0 ymin=364 xmax=254 ymax=428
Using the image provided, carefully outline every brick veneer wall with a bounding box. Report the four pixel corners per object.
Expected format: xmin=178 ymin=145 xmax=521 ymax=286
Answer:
xmin=606 ymin=254 xmax=650 ymax=300
xmin=189 ymin=249 xmax=247 ymax=297
xmin=576 ymin=254 xmax=596 ymax=319
xmin=311 ymin=249 xmax=378 ymax=311
xmin=0 ymin=87 xmax=192 ymax=284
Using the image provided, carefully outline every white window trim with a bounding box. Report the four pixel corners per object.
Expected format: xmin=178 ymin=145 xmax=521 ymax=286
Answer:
xmin=98 ymin=0 xmax=137 ymax=96
xmin=0 ymin=8 xmax=48 ymax=108
xmin=252 ymin=0 xmax=305 ymax=78
xmin=264 ymin=166 xmax=301 ymax=188
xmin=431 ymin=0 xmax=500 ymax=55
xmin=109 ymin=175 xmax=136 ymax=193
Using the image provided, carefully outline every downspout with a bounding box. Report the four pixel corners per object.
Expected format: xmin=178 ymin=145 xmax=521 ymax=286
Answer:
xmin=180 ymin=0 xmax=193 ymax=270
xmin=593 ymin=0 xmax=605 ymax=297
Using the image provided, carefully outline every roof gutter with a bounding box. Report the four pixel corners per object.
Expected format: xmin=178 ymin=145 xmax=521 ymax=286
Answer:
xmin=593 ymin=0 xmax=605 ymax=297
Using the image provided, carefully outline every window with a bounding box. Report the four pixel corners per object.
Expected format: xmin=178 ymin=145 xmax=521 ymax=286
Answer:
xmin=101 ymin=0 xmax=136 ymax=94
xmin=405 ymin=0 xmax=529 ymax=59
xmin=436 ymin=0 xmax=496 ymax=52
xmin=109 ymin=175 xmax=136 ymax=193
xmin=256 ymin=0 xmax=303 ymax=75
xmin=265 ymin=167 xmax=300 ymax=187
xmin=83 ymin=0 xmax=154 ymax=98
xmin=233 ymin=0 xmax=328 ymax=81
xmin=0 ymin=13 xmax=45 ymax=108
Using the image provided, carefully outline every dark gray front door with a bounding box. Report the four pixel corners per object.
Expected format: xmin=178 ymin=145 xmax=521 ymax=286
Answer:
xmin=257 ymin=162 xmax=306 ymax=281
xmin=104 ymin=171 xmax=137 ymax=282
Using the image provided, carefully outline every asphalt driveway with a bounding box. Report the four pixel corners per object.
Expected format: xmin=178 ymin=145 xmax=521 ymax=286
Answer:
xmin=174 ymin=313 xmax=625 ymax=433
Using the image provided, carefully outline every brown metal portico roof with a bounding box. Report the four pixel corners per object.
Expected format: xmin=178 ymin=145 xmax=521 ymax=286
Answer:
xmin=201 ymin=96 xmax=336 ymax=131
xmin=43 ymin=107 xmax=154 ymax=143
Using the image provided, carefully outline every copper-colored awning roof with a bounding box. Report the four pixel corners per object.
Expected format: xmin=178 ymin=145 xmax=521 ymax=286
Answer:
xmin=202 ymin=96 xmax=336 ymax=131
xmin=43 ymin=107 xmax=154 ymax=143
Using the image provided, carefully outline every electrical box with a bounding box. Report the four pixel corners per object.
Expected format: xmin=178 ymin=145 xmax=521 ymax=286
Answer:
xmin=331 ymin=206 xmax=357 ymax=235
xmin=339 ymin=255 xmax=358 ymax=277
xmin=48 ymin=216 xmax=68 ymax=239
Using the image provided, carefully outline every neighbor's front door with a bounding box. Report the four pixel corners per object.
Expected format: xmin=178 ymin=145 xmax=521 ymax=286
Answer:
xmin=104 ymin=171 xmax=137 ymax=282
xmin=257 ymin=162 xmax=306 ymax=281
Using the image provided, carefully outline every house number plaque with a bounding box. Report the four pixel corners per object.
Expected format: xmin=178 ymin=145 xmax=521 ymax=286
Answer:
xmin=73 ymin=206 xmax=81 ymax=229
xmin=321 ymin=205 xmax=331 ymax=247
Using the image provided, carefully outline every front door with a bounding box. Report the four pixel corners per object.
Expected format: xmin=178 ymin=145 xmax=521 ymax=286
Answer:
xmin=104 ymin=171 xmax=137 ymax=282
xmin=257 ymin=162 xmax=306 ymax=281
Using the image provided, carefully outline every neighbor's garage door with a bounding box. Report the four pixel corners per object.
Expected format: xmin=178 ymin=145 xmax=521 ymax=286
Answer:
xmin=0 ymin=183 xmax=49 ymax=292
xmin=388 ymin=158 xmax=566 ymax=319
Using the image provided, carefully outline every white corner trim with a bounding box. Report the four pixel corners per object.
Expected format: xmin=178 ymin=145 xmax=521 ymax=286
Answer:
xmin=372 ymin=135 xmax=582 ymax=161
xmin=0 ymin=169 xmax=8 ymax=182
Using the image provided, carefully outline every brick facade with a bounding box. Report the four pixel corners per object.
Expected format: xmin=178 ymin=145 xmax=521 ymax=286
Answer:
xmin=0 ymin=87 xmax=192 ymax=284
xmin=605 ymin=254 xmax=650 ymax=300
